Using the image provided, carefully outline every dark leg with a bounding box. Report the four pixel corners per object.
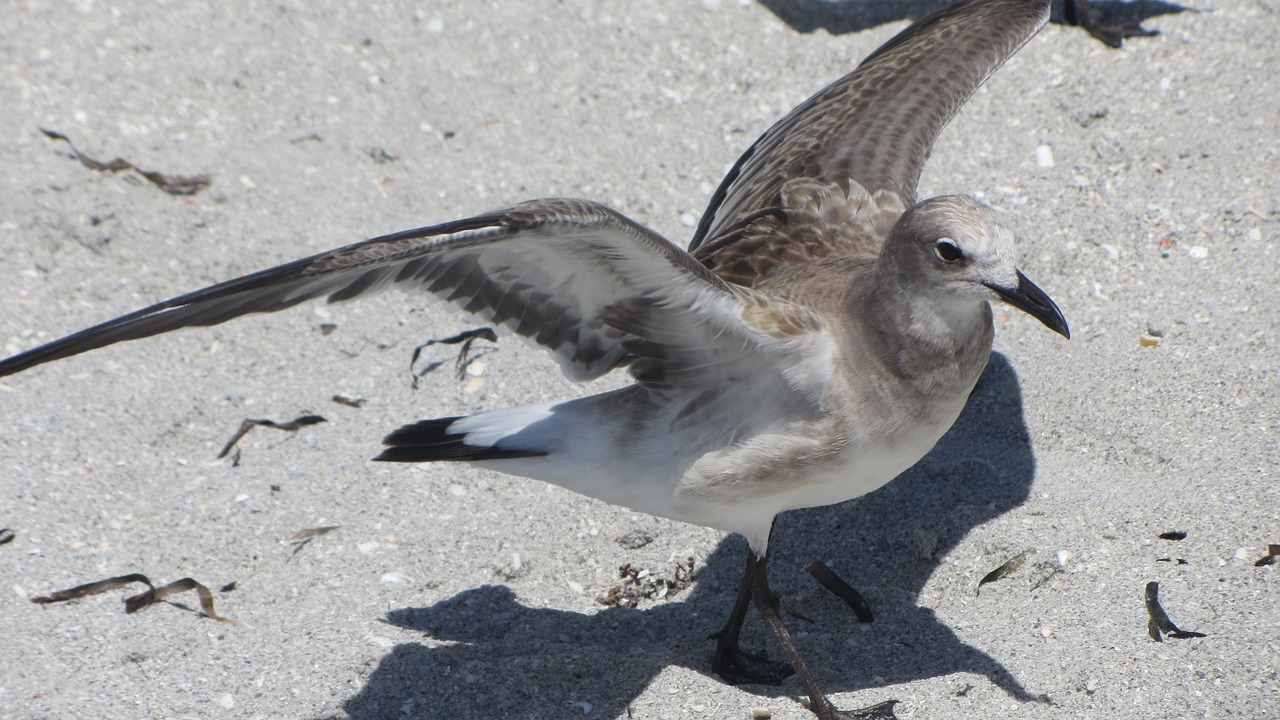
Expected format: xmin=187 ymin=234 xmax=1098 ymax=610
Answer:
xmin=710 ymin=552 xmax=795 ymax=686
xmin=751 ymin=551 xmax=899 ymax=720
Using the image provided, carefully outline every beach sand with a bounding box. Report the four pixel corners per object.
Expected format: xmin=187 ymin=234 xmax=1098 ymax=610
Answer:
xmin=1 ymin=2 xmax=1275 ymax=718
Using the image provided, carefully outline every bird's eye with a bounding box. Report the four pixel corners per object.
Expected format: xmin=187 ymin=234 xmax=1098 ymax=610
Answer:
xmin=934 ymin=239 xmax=963 ymax=263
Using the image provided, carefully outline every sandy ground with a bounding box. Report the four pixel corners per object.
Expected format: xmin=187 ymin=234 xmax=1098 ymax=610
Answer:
xmin=1 ymin=1 xmax=1276 ymax=719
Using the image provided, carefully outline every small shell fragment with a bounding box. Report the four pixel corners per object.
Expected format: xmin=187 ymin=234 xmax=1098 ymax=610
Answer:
xmin=1034 ymin=144 xmax=1055 ymax=168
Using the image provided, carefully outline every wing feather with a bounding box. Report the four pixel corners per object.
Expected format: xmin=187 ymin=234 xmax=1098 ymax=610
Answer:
xmin=0 ymin=200 xmax=728 ymax=382
xmin=689 ymin=0 xmax=1051 ymax=281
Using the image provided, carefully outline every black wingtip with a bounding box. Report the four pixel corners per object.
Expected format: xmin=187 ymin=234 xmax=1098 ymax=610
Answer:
xmin=375 ymin=416 xmax=545 ymax=463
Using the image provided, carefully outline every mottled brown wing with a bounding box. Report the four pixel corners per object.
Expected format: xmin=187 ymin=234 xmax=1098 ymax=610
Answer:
xmin=0 ymin=199 xmax=744 ymax=384
xmin=689 ymin=0 xmax=1050 ymax=279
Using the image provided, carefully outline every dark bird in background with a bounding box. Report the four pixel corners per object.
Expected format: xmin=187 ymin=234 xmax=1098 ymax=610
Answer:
xmin=760 ymin=0 xmax=1191 ymax=48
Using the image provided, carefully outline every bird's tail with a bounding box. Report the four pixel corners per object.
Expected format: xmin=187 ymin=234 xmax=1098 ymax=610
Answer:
xmin=374 ymin=409 xmax=553 ymax=463
xmin=373 ymin=391 xmax=688 ymax=525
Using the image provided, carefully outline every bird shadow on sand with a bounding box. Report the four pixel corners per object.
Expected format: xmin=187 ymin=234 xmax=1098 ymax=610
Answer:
xmin=758 ymin=0 xmax=1190 ymax=36
xmin=329 ymin=352 xmax=1047 ymax=719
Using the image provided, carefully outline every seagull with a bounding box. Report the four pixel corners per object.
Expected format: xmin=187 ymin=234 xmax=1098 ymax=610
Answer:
xmin=0 ymin=1 xmax=1067 ymax=717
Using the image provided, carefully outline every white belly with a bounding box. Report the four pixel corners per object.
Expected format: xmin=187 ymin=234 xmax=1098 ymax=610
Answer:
xmin=673 ymin=395 xmax=969 ymax=550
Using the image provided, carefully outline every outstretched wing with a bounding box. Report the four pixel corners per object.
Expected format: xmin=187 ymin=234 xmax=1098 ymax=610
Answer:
xmin=0 ymin=199 xmax=800 ymax=386
xmin=689 ymin=0 xmax=1051 ymax=275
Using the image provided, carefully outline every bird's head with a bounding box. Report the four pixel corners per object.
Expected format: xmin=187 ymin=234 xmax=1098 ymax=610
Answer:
xmin=885 ymin=194 xmax=1070 ymax=339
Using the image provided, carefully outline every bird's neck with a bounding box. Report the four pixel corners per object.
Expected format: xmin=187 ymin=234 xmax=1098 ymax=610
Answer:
xmin=856 ymin=271 xmax=994 ymax=397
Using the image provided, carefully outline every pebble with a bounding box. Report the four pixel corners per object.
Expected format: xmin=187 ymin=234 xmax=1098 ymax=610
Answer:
xmin=1034 ymin=144 xmax=1055 ymax=168
xmin=1188 ymin=245 xmax=1209 ymax=260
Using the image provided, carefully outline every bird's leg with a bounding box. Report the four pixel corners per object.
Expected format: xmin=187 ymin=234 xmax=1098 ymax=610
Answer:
xmin=751 ymin=552 xmax=899 ymax=720
xmin=710 ymin=551 xmax=795 ymax=685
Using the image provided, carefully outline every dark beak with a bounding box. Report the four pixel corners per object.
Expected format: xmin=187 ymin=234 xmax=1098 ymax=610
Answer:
xmin=986 ymin=269 xmax=1070 ymax=339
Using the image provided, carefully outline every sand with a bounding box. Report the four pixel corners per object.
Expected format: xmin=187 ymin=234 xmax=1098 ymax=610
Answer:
xmin=0 ymin=2 xmax=1276 ymax=719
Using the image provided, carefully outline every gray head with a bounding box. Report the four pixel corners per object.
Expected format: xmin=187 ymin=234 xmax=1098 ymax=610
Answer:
xmin=885 ymin=194 xmax=1070 ymax=338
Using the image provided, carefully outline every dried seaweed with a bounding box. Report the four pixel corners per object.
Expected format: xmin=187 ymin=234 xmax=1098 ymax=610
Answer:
xmin=217 ymin=414 xmax=327 ymax=459
xmin=977 ymin=549 xmax=1031 ymax=594
xmin=1254 ymin=544 xmax=1279 ymax=567
xmin=0 ymin=528 xmax=14 ymax=546
xmin=1144 ymin=581 xmax=1206 ymax=641
xmin=409 ymin=327 xmax=498 ymax=386
xmin=41 ymin=128 xmax=211 ymax=195
xmin=597 ymin=558 xmax=696 ymax=608
xmin=1158 ymin=531 xmax=1187 ymax=541
xmin=31 ymin=573 xmax=233 ymax=623
xmin=367 ymin=147 xmax=400 ymax=164
xmin=332 ymin=394 xmax=366 ymax=408
xmin=290 ymin=526 xmax=341 ymax=541
xmin=831 ymin=700 xmax=899 ymax=720
xmin=287 ymin=525 xmax=341 ymax=562
xmin=806 ymin=560 xmax=873 ymax=623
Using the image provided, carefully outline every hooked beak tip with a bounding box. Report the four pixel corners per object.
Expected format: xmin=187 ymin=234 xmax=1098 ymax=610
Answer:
xmin=987 ymin=270 xmax=1070 ymax=339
